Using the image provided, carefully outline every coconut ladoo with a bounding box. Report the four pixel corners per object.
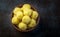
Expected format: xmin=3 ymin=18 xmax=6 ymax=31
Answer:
xmin=22 ymin=16 xmax=31 ymax=24
xmin=18 ymin=22 xmax=27 ymax=30
xmin=23 ymin=9 xmax=32 ymax=16
xmin=16 ymin=11 xmax=23 ymax=21
xmin=12 ymin=16 xmax=19 ymax=25
xmin=31 ymin=11 xmax=38 ymax=20
xmin=22 ymin=4 xmax=31 ymax=9
xmin=13 ymin=7 xmax=22 ymax=15
xmin=28 ymin=19 xmax=36 ymax=28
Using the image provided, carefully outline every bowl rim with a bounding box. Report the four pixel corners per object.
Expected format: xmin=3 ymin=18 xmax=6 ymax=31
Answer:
xmin=11 ymin=3 xmax=40 ymax=32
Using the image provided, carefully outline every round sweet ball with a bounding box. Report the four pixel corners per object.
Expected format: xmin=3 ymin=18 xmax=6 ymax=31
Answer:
xmin=16 ymin=11 xmax=23 ymax=21
xmin=18 ymin=22 xmax=27 ymax=30
xmin=31 ymin=11 xmax=38 ymax=20
xmin=23 ymin=9 xmax=33 ymax=16
xmin=12 ymin=16 xmax=19 ymax=25
xmin=22 ymin=4 xmax=31 ymax=9
xmin=28 ymin=19 xmax=36 ymax=28
xmin=22 ymin=16 xmax=31 ymax=24
xmin=13 ymin=7 xmax=21 ymax=15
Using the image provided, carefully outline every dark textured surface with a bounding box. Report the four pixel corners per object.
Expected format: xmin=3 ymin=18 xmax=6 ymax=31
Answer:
xmin=0 ymin=0 xmax=60 ymax=37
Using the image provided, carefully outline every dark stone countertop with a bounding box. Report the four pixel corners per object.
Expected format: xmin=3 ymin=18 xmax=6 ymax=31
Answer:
xmin=0 ymin=0 xmax=60 ymax=37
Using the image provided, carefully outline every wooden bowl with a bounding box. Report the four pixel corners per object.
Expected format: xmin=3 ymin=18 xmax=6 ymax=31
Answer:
xmin=11 ymin=4 xmax=40 ymax=32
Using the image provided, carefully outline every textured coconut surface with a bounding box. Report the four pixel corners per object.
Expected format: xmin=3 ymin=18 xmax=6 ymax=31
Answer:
xmin=0 ymin=0 xmax=60 ymax=37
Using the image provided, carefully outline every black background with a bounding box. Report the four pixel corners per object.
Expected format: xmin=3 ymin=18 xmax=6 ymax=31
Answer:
xmin=0 ymin=0 xmax=60 ymax=37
